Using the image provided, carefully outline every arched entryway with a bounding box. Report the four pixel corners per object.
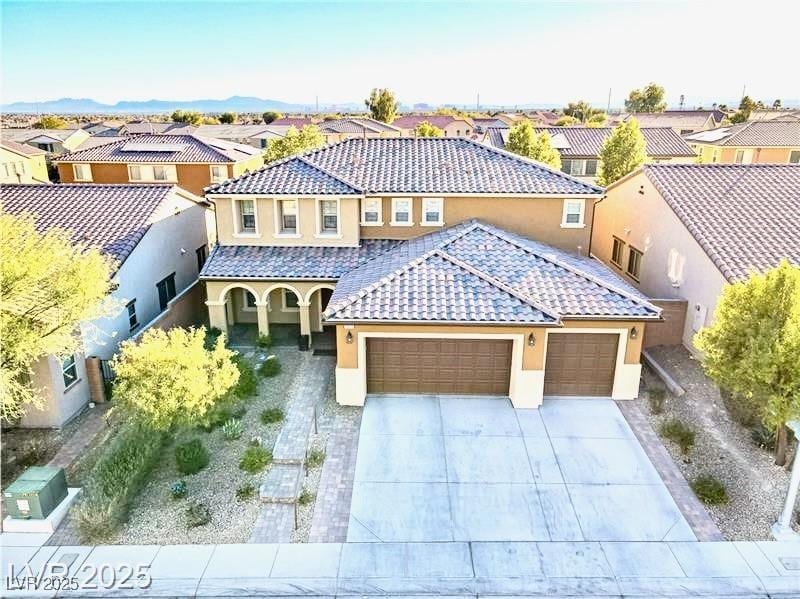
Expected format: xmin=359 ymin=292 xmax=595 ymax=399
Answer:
xmin=305 ymin=284 xmax=336 ymax=353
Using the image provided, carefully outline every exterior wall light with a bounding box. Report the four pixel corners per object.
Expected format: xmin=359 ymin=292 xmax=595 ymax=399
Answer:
xmin=345 ymin=331 xmax=354 ymax=344
xmin=528 ymin=333 xmax=536 ymax=347
xmin=630 ymin=326 xmax=638 ymax=339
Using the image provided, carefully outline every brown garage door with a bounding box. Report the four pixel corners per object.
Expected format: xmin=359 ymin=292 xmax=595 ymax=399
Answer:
xmin=544 ymin=333 xmax=618 ymax=396
xmin=366 ymin=338 xmax=512 ymax=395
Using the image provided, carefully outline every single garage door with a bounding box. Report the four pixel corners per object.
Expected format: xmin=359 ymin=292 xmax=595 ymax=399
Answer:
xmin=544 ymin=333 xmax=618 ymax=396
xmin=366 ymin=338 xmax=512 ymax=395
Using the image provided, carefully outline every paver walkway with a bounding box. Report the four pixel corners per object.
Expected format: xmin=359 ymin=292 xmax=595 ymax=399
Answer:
xmin=47 ymin=403 xmax=111 ymax=470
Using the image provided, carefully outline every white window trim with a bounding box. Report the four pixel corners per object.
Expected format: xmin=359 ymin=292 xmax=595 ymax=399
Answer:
xmin=390 ymin=197 xmax=414 ymax=227
xmin=241 ymin=289 xmax=257 ymax=312
xmin=210 ymin=164 xmax=228 ymax=183
xmin=282 ymin=289 xmax=300 ymax=312
xmin=421 ymin=197 xmax=445 ymax=227
xmin=126 ymin=163 xmax=178 ymax=183
xmin=232 ymin=198 xmax=260 ymax=238
xmin=273 ymin=198 xmax=302 ymax=238
xmin=560 ymin=198 xmax=586 ymax=228
xmin=73 ymin=163 xmax=92 ymax=182
xmin=361 ymin=197 xmax=384 ymax=226
xmin=314 ymin=197 xmax=342 ymax=239
xmin=62 ymin=354 xmax=79 ymax=390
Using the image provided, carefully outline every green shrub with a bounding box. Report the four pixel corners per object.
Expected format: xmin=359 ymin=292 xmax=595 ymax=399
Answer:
xmin=170 ymin=480 xmax=187 ymax=499
xmin=236 ymin=483 xmax=256 ymax=501
xmin=260 ymin=407 xmax=284 ymax=425
xmin=231 ymin=354 xmax=258 ymax=399
xmin=648 ymin=388 xmax=666 ymax=415
xmin=258 ymin=356 xmax=281 ymax=378
xmin=175 ymin=439 xmax=209 ymax=475
xmin=186 ymin=501 xmax=211 ymax=528
xmin=239 ymin=444 xmax=272 ymax=473
xmin=298 ymin=488 xmax=314 ymax=506
xmin=691 ymin=475 xmax=729 ymax=505
xmin=257 ymin=334 xmax=273 ymax=348
xmin=74 ymin=424 xmax=165 ymax=542
xmin=751 ymin=423 xmax=777 ymax=451
xmin=660 ymin=419 xmax=696 ymax=455
xmin=204 ymin=327 xmax=223 ymax=350
xmin=306 ymin=448 xmax=325 ymax=468
xmin=221 ymin=418 xmax=243 ymax=441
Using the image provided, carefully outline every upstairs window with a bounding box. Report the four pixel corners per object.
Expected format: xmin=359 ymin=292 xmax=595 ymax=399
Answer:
xmin=152 ymin=165 xmax=170 ymax=181
xmin=127 ymin=300 xmax=139 ymax=331
xmin=62 ymin=354 xmax=78 ymax=389
xmin=611 ymin=237 xmax=625 ymax=268
xmin=210 ymin=165 xmax=227 ymax=183
xmin=790 ymin=150 xmax=800 ymax=164
xmin=156 ymin=273 xmax=177 ymax=311
xmin=627 ymin=247 xmax=643 ymax=281
xmin=422 ymin=197 xmax=444 ymax=226
xmin=195 ymin=245 xmax=207 ymax=273
xmin=319 ymin=199 xmax=339 ymax=234
xmin=236 ymin=199 xmax=256 ymax=234
xmin=279 ymin=199 xmax=298 ymax=234
xmin=73 ymin=163 xmax=92 ymax=181
xmin=391 ymin=198 xmax=412 ymax=226
xmin=127 ymin=164 xmax=177 ymax=182
xmin=562 ymin=159 xmax=597 ymax=177
xmin=561 ymin=199 xmax=585 ymax=228
xmin=362 ymin=198 xmax=382 ymax=225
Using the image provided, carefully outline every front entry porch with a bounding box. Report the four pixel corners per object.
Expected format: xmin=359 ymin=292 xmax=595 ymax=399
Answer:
xmin=227 ymin=323 xmax=336 ymax=353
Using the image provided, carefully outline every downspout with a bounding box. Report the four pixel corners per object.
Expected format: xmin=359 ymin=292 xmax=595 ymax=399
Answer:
xmin=587 ymin=193 xmax=606 ymax=259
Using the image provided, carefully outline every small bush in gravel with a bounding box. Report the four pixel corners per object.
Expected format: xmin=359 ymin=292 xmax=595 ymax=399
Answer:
xmin=751 ymin=423 xmax=777 ymax=451
xmin=306 ymin=448 xmax=325 ymax=468
xmin=257 ymin=334 xmax=273 ymax=348
xmin=239 ymin=444 xmax=272 ymax=473
xmin=170 ymin=480 xmax=187 ymax=500
xmin=260 ymin=407 xmax=284 ymax=425
xmin=221 ymin=418 xmax=243 ymax=441
xmin=175 ymin=439 xmax=209 ymax=475
xmin=691 ymin=475 xmax=729 ymax=505
xmin=660 ymin=419 xmax=696 ymax=455
xmin=186 ymin=501 xmax=211 ymax=528
xmin=258 ymin=356 xmax=281 ymax=378
xmin=236 ymin=483 xmax=256 ymax=501
xmin=231 ymin=354 xmax=258 ymax=399
xmin=298 ymin=488 xmax=314 ymax=506
xmin=648 ymin=388 xmax=666 ymax=415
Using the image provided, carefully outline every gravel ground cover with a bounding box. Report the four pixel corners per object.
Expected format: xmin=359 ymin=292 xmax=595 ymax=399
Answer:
xmin=111 ymin=347 xmax=302 ymax=545
xmin=640 ymin=345 xmax=797 ymax=540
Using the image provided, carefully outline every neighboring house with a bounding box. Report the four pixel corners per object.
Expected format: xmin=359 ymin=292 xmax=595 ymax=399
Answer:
xmin=1 ymin=128 xmax=90 ymax=155
xmin=591 ymin=164 xmax=800 ymax=350
xmin=118 ymin=121 xmax=197 ymax=136
xmin=1 ymin=183 xmax=214 ymax=427
xmin=81 ymin=121 xmax=124 ymax=136
xmin=269 ymin=117 xmax=316 ymax=128
xmin=684 ymin=121 xmax=800 ymax=164
xmin=621 ymin=110 xmax=724 ymax=134
xmin=54 ymin=134 xmax=264 ymax=195
xmin=472 ymin=118 xmax=509 ymax=134
xmin=0 ymin=140 xmax=50 ymax=183
xmin=747 ymin=109 xmax=800 ymax=122
xmin=200 ymin=138 xmax=660 ymax=410
xmin=526 ymin=111 xmax=562 ymax=126
xmin=484 ymin=126 xmax=697 ymax=181
xmin=391 ymin=115 xmax=475 ymax=137
xmin=195 ymin=124 xmax=284 ymax=148
xmin=318 ymin=118 xmax=403 ymax=142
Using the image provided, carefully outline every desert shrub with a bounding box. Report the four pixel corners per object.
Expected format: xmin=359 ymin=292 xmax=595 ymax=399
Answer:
xmin=204 ymin=327 xmax=223 ymax=350
xmin=691 ymin=475 xmax=728 ymax=505
xmin=239 ymin=444 xmax=272 ymax=473
xmin=170 ymin=480 xmax=187 ymax=500
xmin=175 ymin=439 xmax=209 ymax=475
xmin=221 ymin=418 xmax=243 ymax=441
xmin=236 ymin=483 xmax=256 ymax=501
xmin=751 ymin=423 xmax=777 ymax=451
xmin=258 ymin=356 xmax=281 ymax=378
xmin=74 ymin=423 xmax=165 ymax=542
xmin=186 ymin=501 xmax=211 ymax=528
xmin=257 ymin=334 xmax=273 ymax=348
xmin=231 ymin=354 xmax=258 ymax=399
xmin=260 ymin=407 xmax=284 ymax=425
xmin=306 ymin=448 xmax=325 ymax=468
xmin=648 ymin=388 xmax=666 ymax=415
xmin=659 ymin=419 xmax=695 ymax=455
xmin=298 ymin=488 xmax=314 ymax=506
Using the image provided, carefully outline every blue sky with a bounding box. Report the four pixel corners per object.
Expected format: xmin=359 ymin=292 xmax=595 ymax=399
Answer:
xmin=2 ymin=0 xmax=798 ymax=107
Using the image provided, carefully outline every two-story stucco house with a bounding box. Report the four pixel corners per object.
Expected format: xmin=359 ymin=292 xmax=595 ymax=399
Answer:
xmin=685 ymin=121 xmax=800 ymax=165
xmin=54 ymin=134 xmax=264 ymax=196
xmin=1 ymin=183 xmax=214 ymax=427
xmin=200 ymin=138 xmax=660 ymax=410
xmin=0 ymin=140 xmax=50 ymax=183
xmin=392 ymin=115 xmax=475 ymax=138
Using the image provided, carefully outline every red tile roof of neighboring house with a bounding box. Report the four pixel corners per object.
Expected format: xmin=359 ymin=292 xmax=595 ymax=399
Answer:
xmin=269 ymin=117 xmax=316 ymax=128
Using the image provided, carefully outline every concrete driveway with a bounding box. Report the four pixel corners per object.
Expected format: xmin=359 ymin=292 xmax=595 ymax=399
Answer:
xmin=347 ymin=396 xmax=696 ymax=543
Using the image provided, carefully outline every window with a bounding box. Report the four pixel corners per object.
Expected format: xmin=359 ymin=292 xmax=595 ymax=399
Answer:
xmin=242 ymin=289 xmax=257 ymax=311
xmin=278 ymin=199 xmax=298 ymax=234
xmin=734 ymin=150 xmax=745 ymax=164
xmin=73 ymin=163 xmax=92 ymax=181
xmin=62 ymin=355 xmax=78 ymax=388
xmin=561 ymin=199 xmax=585 ymax=228
xmin=152 ymin=165 xmax=169 ymax=181
xmin=318 ymin=199 xmax=339 ymax=234
xmin=391 ymin=198 xmax=413 ymax=226
xmin=195 ymin=245 xmax=207 ymax=272
xmin=126 ymin=164 xmax=177 ymax=182
xmin=210 ymin=165 xmax=227 ymax=183
xmin=236 ymin=199 xmax=256 ymax=234
xmin=156 ymin=273 xmax=177 ymax=311
xmin=584 ymin=159 xmax=598 ymax=176
xmin=667 ymin=248 xmax=686 ymax=285
xmin=611 ymin=237 xmax=625 ymax=268
xmin=422 ymin=197 xmax=444 ymax=226
xmin=626 ymin=247 xmax=643 ymax=281
xmin=362 ymin=198 xmax=382 ymax=225
xmin=282 ymin=289 xmax=299 ymax=310
xmin=790 ymin=150 xmax=800 ymax=164
xmin=562 ymin=159 xmax=597 ymax=177
xmin=128 ymin=165 xmax=142 ymax=181
xmin=127 ymin=300 xmax=139 ymax=331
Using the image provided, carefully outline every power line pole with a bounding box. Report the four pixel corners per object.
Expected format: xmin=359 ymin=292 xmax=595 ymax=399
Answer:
xmin=476 ymin=92 xmax=480 ymax=112
xmin=606 ymin=88 xmax=611 ymax=114
xmin=315 ymin=95 xmax=319 ymax=113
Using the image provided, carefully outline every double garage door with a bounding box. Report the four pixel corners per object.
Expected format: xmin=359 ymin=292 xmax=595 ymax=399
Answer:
xmin=365 ymin=333 xmax=619 ymax=397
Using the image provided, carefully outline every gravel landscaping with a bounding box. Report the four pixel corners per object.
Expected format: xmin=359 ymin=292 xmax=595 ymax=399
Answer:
xmin=640 ymin=344 xmax=798 ymax=541
xmin=110 ymin=347 xmax=302 ymax=545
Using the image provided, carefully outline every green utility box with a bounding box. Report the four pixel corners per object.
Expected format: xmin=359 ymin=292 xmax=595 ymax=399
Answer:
xmin=4 ymin=466 xmax=68 ymax=520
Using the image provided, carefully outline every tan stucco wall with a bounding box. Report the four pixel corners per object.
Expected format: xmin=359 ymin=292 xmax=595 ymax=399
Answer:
xmin=693 ymin=144 xmax=799 ymax=164
xmin=592 ymin=172 xmax=728 ymax=350
xmin=0 ymin=148 xmax=49 ymax=183
xmin=21 ymin=353 xmax=90 ymax=428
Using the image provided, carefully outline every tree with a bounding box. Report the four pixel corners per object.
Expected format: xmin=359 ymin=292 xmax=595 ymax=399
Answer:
xmin=597 ymin=118 xmax=646 ymax=186
xmin=32 ymin=115 xmax=67 ymax=129
xmin=773 ymin=99 xmax=782 ymax=110
xmin=586 ymin=113 xmax=608 ymax=127
xmin=563 ymin=100 xmax=603 ymax=123
xmin=365 ymin=88 xmax=399 ymax=123
xmin=263 ymin=125 xmax=325 ymax=163
xmin=505 ymin=121 xmax=561 ymax=169
xmin=554 ymin=115 xmax=580 ymax=127
xmin=624 ymin=82 xmax=667 ymax=113
xmin=414 ymin=121 xmax=444 ymax=137
xmin=171 ymin=110 xmax=203 ymax=125
xmin=111 ymin=327 xmax=239 ymax=431
xmin=695 ymin=261 xmax=800 ymax=466
xmin=0 ymin=213 xmax=116 ymax=422
xmin=262 ymin=111 xmax=282 ymax=124
xmin=219 ymin=112 xmax=237 ymax=124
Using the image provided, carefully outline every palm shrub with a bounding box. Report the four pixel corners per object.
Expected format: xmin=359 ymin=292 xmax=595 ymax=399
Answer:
xmin=221 ymin=418 xmax=243 ymax=441
xmin=175 ymin=439 xmax=209 ymax=475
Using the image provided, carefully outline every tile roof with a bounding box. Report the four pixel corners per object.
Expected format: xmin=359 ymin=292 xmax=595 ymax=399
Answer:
xmin=54 ymin=134 xmax=262 ymax=164
xmin=1 ymin=128 xmax=82 ymax=143
xmin=0 ymin=183 xmax=181 ymax=265
xmin=319 ymin=118 xmax=401 ymax=135
xmin=622 ymin=111 xmax=723 ymax=128
xmin=684 ymin=122 xmax=800 ymax=146
xmin=0 ymin=139 xmax=46 ymax=156
xmin=209 ymin=138 xmax=603 ymax=195
xmin=121 ymin=121 xmax=196 ymax=135
xmin=200 ymin=238 xmax=400 ymax=279
xmin=269 ymin=117 xmax=316 ymax=128
xmin=195 ymin=124 xmax=283 ymax=140
xmin=391 ymin=115 xmax=474 ymax=130
xmin=642 ymin=164 xmax=800 ymax=282
xmin=534 ymin=127 xmax=696 ymax=158
xmin=324 ymin=221 xmax=659 ymax=324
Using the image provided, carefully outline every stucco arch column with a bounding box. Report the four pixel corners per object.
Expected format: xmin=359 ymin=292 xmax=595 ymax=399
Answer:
xmin=206 ymin=300 xmax=228 ymax=335
xmin=298 ymin=302 xmax=312 ymax=337
xmin=255 ymin=301 xmax=270 ymax=337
